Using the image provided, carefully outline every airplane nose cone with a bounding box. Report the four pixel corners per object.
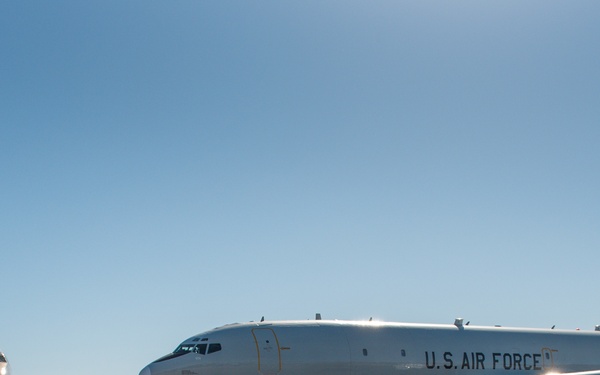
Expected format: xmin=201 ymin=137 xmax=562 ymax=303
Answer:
xmin=139 ymin=365 xmax=151 ymax=375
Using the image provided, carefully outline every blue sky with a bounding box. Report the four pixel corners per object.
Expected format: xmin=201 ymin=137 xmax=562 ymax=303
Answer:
xmin=1 ymin=1 xmax=600 ymax=375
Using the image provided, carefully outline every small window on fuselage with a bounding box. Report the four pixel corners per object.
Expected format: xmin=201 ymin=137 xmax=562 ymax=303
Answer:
xmin=207 ymin=343 xmax=222 ymax=354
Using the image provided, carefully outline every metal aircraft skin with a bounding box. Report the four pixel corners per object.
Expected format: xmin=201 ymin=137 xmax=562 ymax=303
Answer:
xmin=0 ymin=352 xmax=11 ymax=375
xmin=139 ymin=318 xmax=600 ymax=375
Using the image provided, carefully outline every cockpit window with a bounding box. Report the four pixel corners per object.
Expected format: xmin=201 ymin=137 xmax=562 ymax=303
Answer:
xmin=174 ymin=343 xmax=218 ymax=355
xmin=153 ymin=342 xmax=221 ymax=363
xmin=174 ymin=344 xmax=196 ymax=353
xmin=0 ymin=353 xmax=6 ymax=363
xmin=207 ymin=343 xmax=222 ymax=354
xmin=194 ymin=344 xmax=207 ymax=355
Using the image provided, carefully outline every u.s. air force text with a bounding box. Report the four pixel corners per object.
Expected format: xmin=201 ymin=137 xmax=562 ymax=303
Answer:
xmin=424 ymin=351 xmax=549 ymax=371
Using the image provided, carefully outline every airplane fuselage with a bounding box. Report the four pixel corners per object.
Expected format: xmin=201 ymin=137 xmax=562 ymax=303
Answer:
xmin=139 ymin=320 xmax=600 ymax=375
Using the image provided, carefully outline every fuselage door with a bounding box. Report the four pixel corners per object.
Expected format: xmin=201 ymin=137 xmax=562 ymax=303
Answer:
xmin=252 ymin=328 xmax=282 ymax=375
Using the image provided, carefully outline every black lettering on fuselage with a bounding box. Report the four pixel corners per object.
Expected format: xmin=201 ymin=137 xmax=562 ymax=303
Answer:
xmin=425 ymin=350 xmax=548 ymax=371
xmin=503 ymin=353 xmax=512 ymax=370
xmin=444 ymin=352 xmax=453 ymax=369
xmin=513 ymin=354 xmax=522 ymax=370
xmin=461 ymin=352 xmax=486 ymax=370
xmin=426 ymin=352 xmax=436 ymax=369
xmin=493 ymin=353 xmax=501 ymax=370
xmin=462 ymin=352 xmax=471 ymax=369
xmin=476 ymin=352 xmax=485 ymax=369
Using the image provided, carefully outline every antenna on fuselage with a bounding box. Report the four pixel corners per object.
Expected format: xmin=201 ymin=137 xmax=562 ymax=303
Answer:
xmin=552 ymin=325 xmax=555 ymax=329
xmin=316 ymin=313 xmax=322 ymax=320
xmin=454 ymin=318 xmax=464 ymax=328
xmin=260 ymin=316 xmax=265 ymax=322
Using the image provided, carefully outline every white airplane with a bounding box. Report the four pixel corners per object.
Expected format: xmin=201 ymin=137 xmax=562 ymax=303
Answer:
xmin=0 ymin=352 xmax=11 ymax=375
xmin=139 ymin=317 xmax=600 ymax=375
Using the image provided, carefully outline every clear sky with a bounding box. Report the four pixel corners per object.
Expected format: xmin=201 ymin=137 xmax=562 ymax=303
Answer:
xmin=1 ymin=1 xmax=600 ymax=375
